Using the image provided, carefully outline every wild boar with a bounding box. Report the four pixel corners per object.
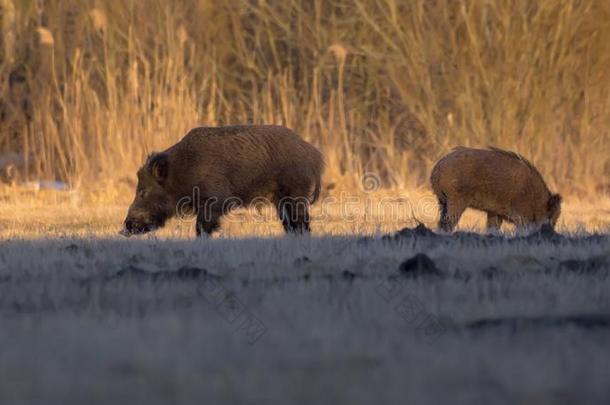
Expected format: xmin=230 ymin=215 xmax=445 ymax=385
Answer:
xmin=430 ymin=147 xmax=561 ymax=232
xmin=121 ymin=125 xmax=324 ymax=237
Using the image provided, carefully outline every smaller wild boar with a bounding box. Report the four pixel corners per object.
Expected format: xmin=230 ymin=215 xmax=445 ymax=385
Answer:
xmin=430 ymin=147 xmax=561 ymax=232
xmin=121 ymin=125 xmax=324 ymax=237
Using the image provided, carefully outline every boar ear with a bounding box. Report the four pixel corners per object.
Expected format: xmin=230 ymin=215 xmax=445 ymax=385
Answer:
xmin=148 ymin=152 xmax=169 ymax=184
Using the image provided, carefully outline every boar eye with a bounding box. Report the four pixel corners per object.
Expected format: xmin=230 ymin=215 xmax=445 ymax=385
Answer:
xmin=138 ymin=188 xmax=148 ymax=198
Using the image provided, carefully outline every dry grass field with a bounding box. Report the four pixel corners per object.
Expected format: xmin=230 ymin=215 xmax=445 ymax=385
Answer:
xmin=0 ymin=185 xmax=609 ymax=239
xmin=1 ymin=188 xmax=609 ymax=404
xmin=1 ymin=189 xmax=610 ymax=404
xmin=1 ymin=0 xmax=610 ymax=404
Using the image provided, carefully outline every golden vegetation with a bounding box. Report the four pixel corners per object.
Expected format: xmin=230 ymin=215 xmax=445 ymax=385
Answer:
xmin=0 ymin=0 xmax=609 ymax=195
xmin=1 ymin=186 xmax=608 ymax=239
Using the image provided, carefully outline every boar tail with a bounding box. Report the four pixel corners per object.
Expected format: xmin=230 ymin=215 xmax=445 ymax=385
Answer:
xmin=310 ymin=178 xmax=322 ymax=204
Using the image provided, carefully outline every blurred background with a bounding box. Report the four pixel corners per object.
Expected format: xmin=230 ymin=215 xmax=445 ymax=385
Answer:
xmin=0 ymin=0 xmax=608 ymax=197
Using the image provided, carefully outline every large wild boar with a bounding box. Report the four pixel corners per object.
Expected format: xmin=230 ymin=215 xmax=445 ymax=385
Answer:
xmin=430 ymin=147 xmax=562 ymax=232
xmin=121 ymin=125 xmax=324 ymax=237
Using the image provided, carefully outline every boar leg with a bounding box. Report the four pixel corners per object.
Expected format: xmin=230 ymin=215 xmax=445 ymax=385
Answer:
xmin=293 ymin=206 xmax=311 ymax=233
xmin=277 ymin=198 xmax=310 ymax=234
xmin=196 ymin=209 xmax=221 ymax=237
xmin=487 ymin=212 xmax=502 ymax=231
xmin=438 ymin=200 xmax=464 ymax=232
xmin=486 ymin=213 xmax=503 ymax=231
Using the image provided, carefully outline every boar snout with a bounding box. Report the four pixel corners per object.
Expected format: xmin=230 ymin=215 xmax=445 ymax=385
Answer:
xmin=121 ymin=214 xmax=165 ymax=236
xmin=121 ymin=205 xmax=172 ymax=236
xmin=121 ymin=218 xmax=151 ymax=236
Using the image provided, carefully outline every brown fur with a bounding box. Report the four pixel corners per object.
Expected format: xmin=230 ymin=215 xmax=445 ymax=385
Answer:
xmin=430 ymin=147 xmax=561 ymax=232
xmin=121 ymin=125 xmax=324 ymax=236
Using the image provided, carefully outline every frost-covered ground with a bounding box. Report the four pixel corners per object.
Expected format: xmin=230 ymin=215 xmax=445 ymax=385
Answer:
xmin=1 ymin=227 xmax=609 ymax=405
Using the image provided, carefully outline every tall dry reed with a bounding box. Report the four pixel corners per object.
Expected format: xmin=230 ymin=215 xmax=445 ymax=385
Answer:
xmin=0 ymin=0 xmax=608 ymax=195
